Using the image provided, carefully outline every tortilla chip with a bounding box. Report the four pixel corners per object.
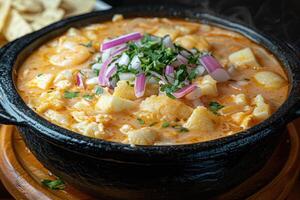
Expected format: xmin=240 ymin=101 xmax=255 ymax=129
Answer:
xmin=41 ymin=0 xmax=61 ymax=9
xmin=0 ymin=0 xmax=11 ymax=32
xmin=11 ymin=0 xmax=43 ymax=13
xmin=31 ymin=8 xmax=65 ymax=31
xmin=19 ymin=12 xmax=39 ymax=22
xmin=2 ymin=9 xmax=33 ymax=41
xmin=61 ymin=0 xmax=95 ymax=16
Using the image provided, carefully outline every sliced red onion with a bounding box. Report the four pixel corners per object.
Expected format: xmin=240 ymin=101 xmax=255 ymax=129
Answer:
xmin=118 ymin=53 xmax=130 ymax=66
xmin=105 ymin=62 xmax=117 ymax=81
xmin=111 ymin=45 xmax=127 ymax=57
xmin=101 ymin=32 xmax=142 ymax=51
xmin=180 ymin=50 xmax=192 ymax=58
xmin=76 ymin=73 xmax=84 ymax=88
xmin=149 ymin=71 xmax=168 ymax=84
xmin=162 ymin=35 xmax=175 ymax=50
xmin=119 ymin=73 xmax=136 ymax=81
xmin=172 ymin=54 xmax=188 ymax=67
xmin=185 ymin=86 xmax=201 ymax=100
xmin=173 ymin=84 xmax=197 ymax=98
xmin=165 ymin=65 xmax=174 ymax=76
xmin=134 ymin=73 xmax=146 ymax=98
xmin=165 ymin=65 xmax=175 ymax=83
xmin=199 ymin=55 xmax=230 ymax=82
xmin=129 ymin=55 xmax=141 ymax=70
xmin=98 ymin=57 xmax=112 ymax=86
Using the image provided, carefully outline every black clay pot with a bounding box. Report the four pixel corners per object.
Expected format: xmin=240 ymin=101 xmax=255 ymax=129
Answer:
xmin=0 ymin=6 xmax=300 ymax=200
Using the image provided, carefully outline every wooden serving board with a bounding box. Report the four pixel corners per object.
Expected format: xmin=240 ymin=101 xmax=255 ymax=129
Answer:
xmin=0 ymin=124 xmax=299 ymax=200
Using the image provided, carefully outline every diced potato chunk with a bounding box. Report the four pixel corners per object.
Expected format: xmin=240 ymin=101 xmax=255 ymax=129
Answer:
xmin=254 ymin=71 xmax=286 ymax=89
xmin=240 ymin=115 xmax=254 ymax=129
xmin=96 ymin=95 xmax=136 ymax=113
xmin=252 ymin=95 xmax=271 ymax=120
xmin=194 ymin=75 xmax=218 ymax=97
xmin=113 ymin=81 xmax=136 ymax=100
xmin=72 ymin=121 xmax=107 ymax=138
xmin=231 ymin=112 xmax=247 ymax=124
xmin=54 ymin=80 xmax=72 ymax=90
xmin=183 ymin=106 xmax=219 ymax=132
xmin=28 ymin=73 xmax=54 ymax=89
xmin=71 ymin=111 xmax=88 ymax=122
xmin=113 ymin=81 xmax=159 ymax=100
xmin=219 ymin=104 xmax=245 ymax=115
xmin=175 ymin=35 xmax=210 ymax=51
xmin=120 ymin=124 xmax=134 ymax=134
xmin=36 ymin=91 xmax=64 ymax=112
xmin=228 ymin=48 xmax=260 ymax=69
xmin=44 ymin=109 xmax=70 ymax=126
xmin=137 ymin=95 xmax=193 ymax=122
xmin=73 ymin=100 xmax=91 ymax=110
xmin=54 ymin=70 xmax=73 ymax=82
xmin=127 ymin=127 xmax=158 ymax=145
xmin=252 ymin=95 xmax=271 ymax=121
xmin=232 ymin=94 xmax=248 ymax=105
xmin=154 ymin=27 xmax=180 ymax=40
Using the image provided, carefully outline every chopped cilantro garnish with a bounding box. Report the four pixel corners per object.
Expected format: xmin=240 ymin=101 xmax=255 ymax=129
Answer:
xmin=95 ymin=87 xmax=104 ymax=95
xmin=64 ymin=91 xmax=79 ymax=99
xmin=42 ymin=178 xmax=65 ymax=190
xmin=137 ymin=118 xmax=145 ymax=125
xmin=80 ymin=41 xmax=93 ymax=48
xmin=172 ymin=125 xmax=189 ymax=133
xmin=83 ymin=94 xmax=94 ymax=101
xmin=162 ymin=122 xmax=170 ymax=128
xmin=209 ymin=101 xmax=224 ymax=114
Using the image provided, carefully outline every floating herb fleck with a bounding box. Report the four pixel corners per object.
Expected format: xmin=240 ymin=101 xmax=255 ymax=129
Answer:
xmin=172 ymin=125 xmax=189 ymax=133
xmin=209 ymin=101 xmax=224 ymax=115
xmin=64 ymin=91 xmax=79 ymax=99
xmin=42 ymin=178 xmax=65 ymax=190
xmin=83 ymin=94 xmax=94 ymax=101
xmin=137 ymin=118 xmax=145 ymax=125
xmin=80 ymin=41 xmax=93 ymax=48
xmin=95 ymin=87 xmax=104 ymax=95
xmin=161 ymin=121 xmax=170 ymax=128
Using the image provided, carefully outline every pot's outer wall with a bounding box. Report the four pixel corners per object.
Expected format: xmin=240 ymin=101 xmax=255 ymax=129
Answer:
xmin=19 ymin=126 xmax=282 ymax=199
xmin=0 ymin=5 xmax=299 ymax=200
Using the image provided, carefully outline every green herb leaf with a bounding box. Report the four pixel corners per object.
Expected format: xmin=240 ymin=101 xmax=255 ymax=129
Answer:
xmin=64 ymin=91 xmax=79 ymax=99
xmin=161 ymin=121 xmax=170 ymax=128
xmin=137 ymin=118 xmax=145 ymax=125
xmin=209 ymin=101 xmax=224 ymax=114
xmin=83 ymin=94 xmax=94 ymax=101
xmin=79 ymin=41 xmax=93 ymax=48
xmin=172 ymin=125 xmax=189 ymax=133
xmin=95 ymin=87 xmax=104 ymax=95
xmin=42 ymin=178 xmax=65 ymax=190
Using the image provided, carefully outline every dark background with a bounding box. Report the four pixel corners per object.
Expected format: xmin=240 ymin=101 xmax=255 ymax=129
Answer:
xmin=104 ymin=0 xmax=300 ymax=53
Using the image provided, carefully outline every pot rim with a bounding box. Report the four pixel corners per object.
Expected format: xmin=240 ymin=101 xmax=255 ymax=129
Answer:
xmin=0 ymin=5 xmax=299 ymax=158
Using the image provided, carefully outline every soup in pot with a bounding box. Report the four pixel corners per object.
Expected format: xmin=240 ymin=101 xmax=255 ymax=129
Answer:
xmin=17 ymin=15 xmax=289 ymax=145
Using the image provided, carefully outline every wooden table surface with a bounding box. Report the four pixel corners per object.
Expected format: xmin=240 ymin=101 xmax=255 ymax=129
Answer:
xmin=1 ymin=119 xmax=300 ymax=199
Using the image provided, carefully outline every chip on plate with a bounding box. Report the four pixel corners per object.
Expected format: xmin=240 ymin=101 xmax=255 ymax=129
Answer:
xmin=0 ymin=0 xmax=11 ymax=32
xmin=2 ymin=9 xmax=33 ymax=41
xmin=61 ymin=0 xmax=96 ymax=16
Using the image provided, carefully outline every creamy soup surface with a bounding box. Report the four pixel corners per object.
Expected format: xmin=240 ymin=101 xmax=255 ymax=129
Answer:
xmin=17 ymin=16 xmax=289 ymax=145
